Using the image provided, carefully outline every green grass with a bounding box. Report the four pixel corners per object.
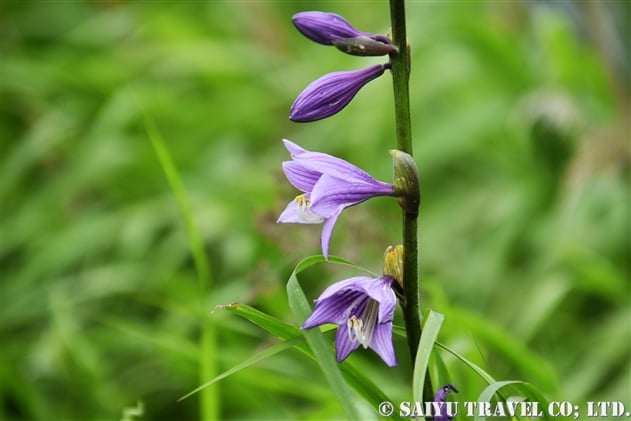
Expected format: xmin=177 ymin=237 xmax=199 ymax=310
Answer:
xmin=1 ymin=1 xmax=629 ymax=420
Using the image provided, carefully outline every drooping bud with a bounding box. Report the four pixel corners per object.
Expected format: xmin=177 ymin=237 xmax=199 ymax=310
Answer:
xmin=333 ymin=36 xmax=398 ymax=56
xmin=389 ymin=149 xmax=420 ymax=214
xmin=290 ymin=64 xmax=387 ymax=122
xmin=383 ymin=245 xmax=404 ymax=289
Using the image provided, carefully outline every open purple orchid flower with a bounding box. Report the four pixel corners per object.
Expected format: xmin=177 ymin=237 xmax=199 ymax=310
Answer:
xmin=290 ymin=64 xmax=388 ymax=122
xmin=302 ymin=275 xmax=397 ymax=367
xmin=277 ymin=139 xmax=395 ymax=259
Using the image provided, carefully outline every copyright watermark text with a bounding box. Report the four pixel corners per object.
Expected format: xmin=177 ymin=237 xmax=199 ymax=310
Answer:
xmin=377 ymin=400 xmax=631 ymax=419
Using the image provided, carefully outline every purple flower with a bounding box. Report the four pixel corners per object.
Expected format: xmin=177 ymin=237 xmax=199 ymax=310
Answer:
xmin=290 ymin=64 xmax=388 ymax=122
xmin=434 ymin=384 xmax=459 ymax=421
xmin=302 ymin=275 xmax=397 ymax=367
xmin=277 ymin=139 xmax=394 ymax=259
xmin=292 ymin=11 xmax=372 ymax=45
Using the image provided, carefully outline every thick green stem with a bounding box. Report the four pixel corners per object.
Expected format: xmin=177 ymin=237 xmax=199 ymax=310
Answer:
xmin=389 ymin=0 xmax=434 ymax=411
xmin=389 ymin=0 xmax=412 ymax=155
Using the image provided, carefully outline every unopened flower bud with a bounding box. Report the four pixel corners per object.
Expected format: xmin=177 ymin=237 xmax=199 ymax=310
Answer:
xmin=434 ymin=384 xmax=459 ymax=421
xmin=332 ymin=36 xmax=398 ymax=56
xmin=292 ymin=11 xmax=371 ymax=46
xmin=290 ymin=64 xmax=387 ymax=122
xmin=389 ymin=149 xmax=420 ymax=214
xmin=383 ymin=245 xmax=404 ymax=289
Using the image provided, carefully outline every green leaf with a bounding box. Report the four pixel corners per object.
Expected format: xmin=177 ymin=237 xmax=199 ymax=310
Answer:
xmin=145 ymin=118 xmax=218 ymax=420
xmin=430 ymin=339 xmax=556 ymax=421
xmin=286 ymin=255 xmax=366 ymax=420
xmin=145 ymin=117 xmax=211 ymax=291
xmin=222 ymin=302 xmax=400 ymax=419
xmin=413 ymin=310 xmax=444 ymax=404
xmin=449 ymin=308 xmax=558 ymax=393
xmin=178 ymin=335 xmax=304 ymax=402
xmin=475 ymin=380 xmax=556 ymax=421
xmin=435 ymin=341 xmax=497 ymax=385
xmin=429 ymin=347 xmax=451 ymax=395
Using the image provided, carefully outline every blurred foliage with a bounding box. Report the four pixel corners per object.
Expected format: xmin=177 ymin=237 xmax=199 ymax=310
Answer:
xmin=1 ymin=1 xmax=629 ymax=420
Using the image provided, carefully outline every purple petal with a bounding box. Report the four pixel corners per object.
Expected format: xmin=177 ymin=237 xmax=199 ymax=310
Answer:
xmin=290 ymin=64 xmax=386 ymax=122
xmin=302 ymin=287 xmax=367 ymax=328
xmin=320 ymin=206 xmax=343 ymax=260
xmin=292 ymin=11 xmax=370 ymax=45
xmin=362 ymin=276 xmax=397 ymax=323
xmin=277 ymin=199 xmax=302 ymax=223
xmin=281 ymin=139 xmax=382 ymax=184
xmin=310 ymin=174 xmax=394 ymax=217
xmin=282 ymin=139 xmax=308 ymax=158
xmin=334 ymin=324 xmax=360 ymax=362
xmin=369 ymin=322 xmax=397 ymax=367
xmin=311 ymin=276 xmax=373 ymax=302
xmin=292 ymin=152 xmax=376 ymax=184
xmin=282 ymin=161 xmax=321 ymax=192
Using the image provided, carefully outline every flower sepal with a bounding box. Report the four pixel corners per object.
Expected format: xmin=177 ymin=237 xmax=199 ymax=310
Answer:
xmin=383 ymin=245 xmax=404 ymax=289
xmin=332 ymin=36 xmax=398 ymax=56
xmin=390 ymin=149 xmax=420 ymax=215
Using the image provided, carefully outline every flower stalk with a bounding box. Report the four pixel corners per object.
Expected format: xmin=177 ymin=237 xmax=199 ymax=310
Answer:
xmin=389 ymin=0 xmax=434 ymax=412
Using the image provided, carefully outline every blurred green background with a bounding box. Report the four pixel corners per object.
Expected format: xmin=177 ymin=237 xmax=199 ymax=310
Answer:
xmin=1 ymin=1 xmax=629 ymax=420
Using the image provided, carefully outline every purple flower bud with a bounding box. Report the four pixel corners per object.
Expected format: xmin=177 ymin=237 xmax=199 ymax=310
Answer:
xmin=292 ymin=11 xmax=371 ymax=46
xmin=434 ymin=384 xmax=459 ymax=421
xmin=290 ymin=64 xmax=387 ymax=122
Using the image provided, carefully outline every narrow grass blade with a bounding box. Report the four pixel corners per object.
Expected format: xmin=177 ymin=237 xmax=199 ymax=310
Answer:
xmin=145 ymin=118 xmax=211 ymax=290
xmin=435 ymin=341 xmax=497 ymax=385
xmin=475 ymin=380 xmax=555 ymax=421
xmin=178 ymin=335 xmax=304 ymax=402
xmin=429 ymin=348 xmax=451 ymax=395
xmin=412 ymin=310 xmax=444 ymax=404
xmin=145 ymin=118 xmax=217 ymax=420
xmin=286 ymin=255 xmax=361 ymax=420
xmin=223 ymin=302 xmax=400 ymax=419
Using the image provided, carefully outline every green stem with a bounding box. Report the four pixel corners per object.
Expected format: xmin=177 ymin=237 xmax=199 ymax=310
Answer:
xmin=389 ymin=0 xmax=434 ymax=411
xmin=389 ymin=0 xmax=412 ymax=155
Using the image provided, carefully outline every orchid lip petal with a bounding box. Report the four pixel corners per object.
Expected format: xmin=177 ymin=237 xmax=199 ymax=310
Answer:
xmin=277 ymin=195 xmax=324 ymax=224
